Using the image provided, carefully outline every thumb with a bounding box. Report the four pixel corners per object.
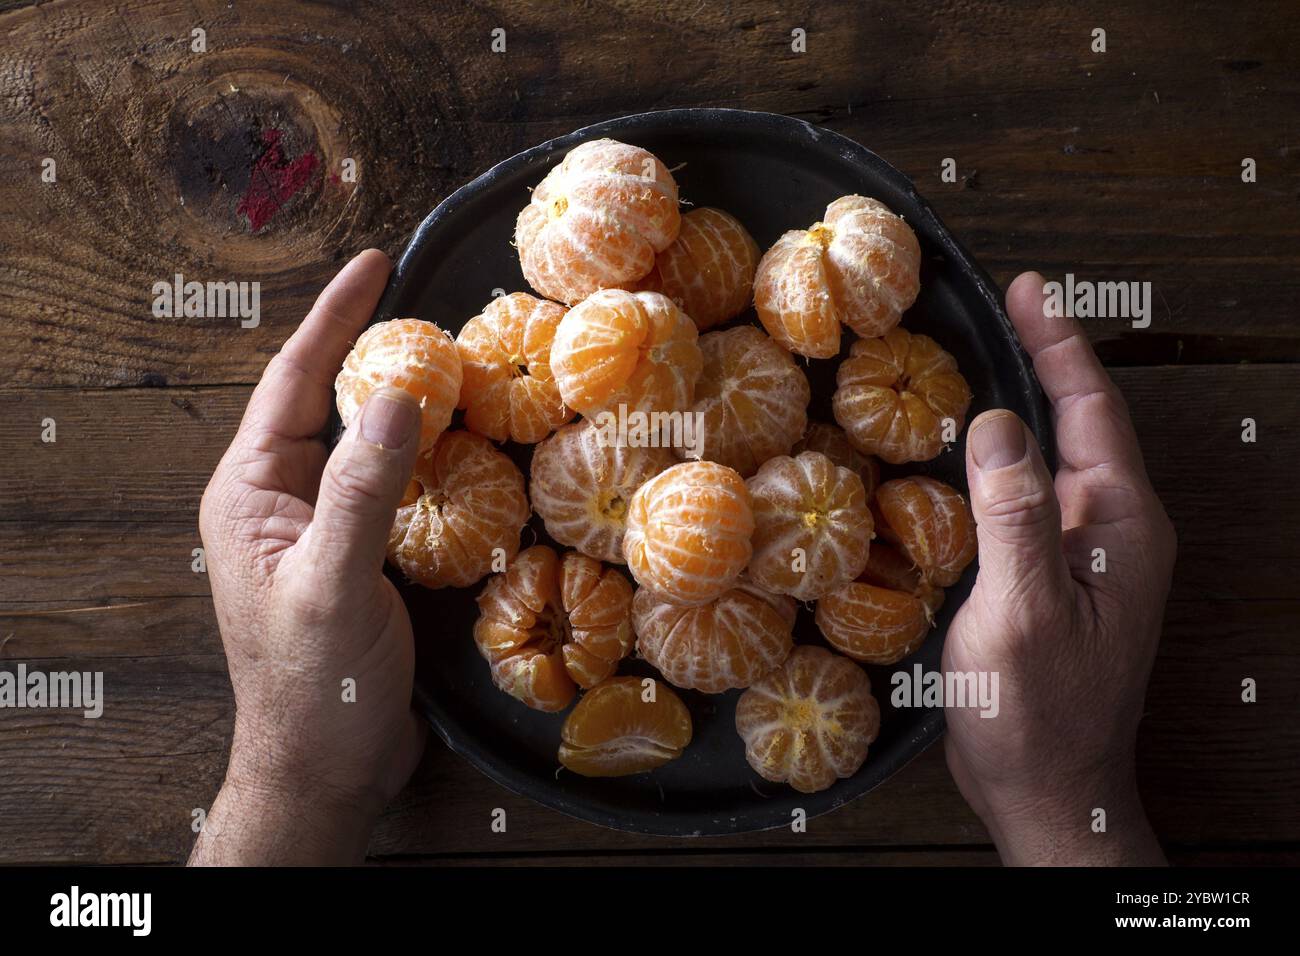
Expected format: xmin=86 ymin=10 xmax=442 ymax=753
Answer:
xmin=308 ymin=387 xmax=422 ymax=581
xmin=965 ymin=409 xmax=1070 ymax=597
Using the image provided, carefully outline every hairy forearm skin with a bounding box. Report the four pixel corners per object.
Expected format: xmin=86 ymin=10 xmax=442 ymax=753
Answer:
xmin=985 ymin=768 xmax=1167 ymax=866
xmin=189 ymin=731 xmax=383 ymax=866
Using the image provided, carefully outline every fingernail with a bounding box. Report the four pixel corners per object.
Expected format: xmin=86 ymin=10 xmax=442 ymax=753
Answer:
xmin=360 ymin=388 xmax=420 ymax=449
xmin=970 ymin=412 xmax=1027 ymax=471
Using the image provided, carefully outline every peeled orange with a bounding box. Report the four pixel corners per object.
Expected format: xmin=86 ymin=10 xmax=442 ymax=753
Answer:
xmin=680 ymin=325 xmax=810 ymax=477
xmin=872 ymin=476 xmax=977 ymax=587
xmin=745 ymin=451 xmax=873 ymax=601
xmin=832 ymin=327 xmax=972 ymax=464
xmin=516 ymin=138 xmax=680 ymax=305
xmin=735 ymin=645 xmax=880 ymax=794
xmin=792 ymin=420 xmax=882 ymax=500
xmin=529 ymin=419 xmax=675 ymax=564
xmin=387 ymin=430 xmax=530 ymax=589
xmin=335 ymin=318 xmax=462 ymax=453
xmin=455 ymin=292 xmax=573 ymax=443
xmin=815 ymin=543 xmax=944 ymax=665
xmin=633 ymin=577 xmax=795 ymax=693
xmin=633 ymin=207 xmax=759 ymax=330
xmin=753 ymin=195 xmax=920 ymax=358
xmin=623 ymin=460 xmax=754 ymax=606
xmin=474 ymin=546 xmax=635 ymax=711
xmin=550 ymin=289 xmax=702 ymax=418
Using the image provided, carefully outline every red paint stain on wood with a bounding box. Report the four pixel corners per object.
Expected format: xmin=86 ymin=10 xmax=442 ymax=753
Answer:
xmin=236 ymin=129 xmax=319 ymax=232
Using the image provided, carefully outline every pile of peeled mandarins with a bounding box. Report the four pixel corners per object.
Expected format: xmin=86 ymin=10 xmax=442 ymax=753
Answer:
xmin=334 ymin=138 xmax=978 ymax=795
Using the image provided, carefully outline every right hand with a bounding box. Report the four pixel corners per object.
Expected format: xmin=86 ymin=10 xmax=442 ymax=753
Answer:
xmin=942 ymin=271 xmax=1177 ymax=865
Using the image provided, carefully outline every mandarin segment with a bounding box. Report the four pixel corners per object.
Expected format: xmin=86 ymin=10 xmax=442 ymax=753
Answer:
xmin=550 ymin=289 xmax=703 ymax=417
xmin=474 ymin=546 xmax=635 ymax=711
xmin=558 ymin=550 xmax=636 ymax=688
xmin=623 ymin=460 xmax=755 ymax=607
xmin=387 ymin=430 xmax=530 ymax=589
xmin=792 ymin=421 xmax=882 ymax=499
xmin=679 ymin=326 xmax=810 ymax=477
xmin=832 ymin=327 xmax=972 ymax=464
xmin=516 ymin=138 xmax=681 ymax=305
xmin=872 ymin=476 xmax=977 ymax=587
xmin=753 ymin=195 xmax=921 ymax=358
xmin=735 ymin=645 xmax=880 ymax=794
xmin=632 ymin=577 xmax=795 ymax=693
xmin=633 ymin=207 xmax=760 ymax=330
xmin=815 ymin=543 xmax=943 ymax=665
xmin=529 ymin=419 xmax=676 ymax=564
xmin=745 ymin=451 xmax=873 ymax=601
xmin=559 ymin=676 xmax=693 ymax=777
xmin=455 ymin=292 xmax=573 ymax=443
xmin=335 ymin=318 xmax=462 ymax=452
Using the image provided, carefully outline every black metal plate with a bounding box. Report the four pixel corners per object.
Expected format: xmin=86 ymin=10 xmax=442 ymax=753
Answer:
xmin=356 ymin=109 xmax=1054 ymax=836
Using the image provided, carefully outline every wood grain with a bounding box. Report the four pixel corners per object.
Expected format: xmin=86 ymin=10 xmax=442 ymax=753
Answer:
xmin=1 ymin=368 xmax=1296 ymax=863
xmin=5 ymin=365 xmax=1297 ymax=596
xmin=2 ymin=0 xmax=1298 ymax=865
xmin=1 ymin=0 xmax=1297 ymax=389
xmin=1 ymin=592 xmax=1296 ymax=863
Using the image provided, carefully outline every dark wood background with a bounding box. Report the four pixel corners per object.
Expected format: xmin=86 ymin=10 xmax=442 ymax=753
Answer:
xmin=1 ymin=0 xmax=1296 ymax=865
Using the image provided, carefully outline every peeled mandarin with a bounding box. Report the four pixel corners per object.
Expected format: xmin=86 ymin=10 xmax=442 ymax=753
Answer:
xmin=529 ymin=419 xmax=676 ymax=564
xmin=623 ymin=460 xmax=754 ymax=607
xmin=745 ymin=451 xmax=873 ymax=602
xmin=832 ymin=327 xmax=972 ymax=464
xmin=872 ymin=476 xmax=977 ymax=587
xmin=815 ymin=543 xmax=944 ymax=665
xmin=335 ymin=318 xmax=462 ymax=453
xmin=679 ymin=325 xmax=810 ymax=477
xmin=735 ymin=645 xmax=880 ymax=794
xmin=455 ymin=292 xmax=573 ymax=443
xmin=792 ymin=420 xmax=882 ymax=499
xmin=857 ymin=538 xmax=946 ymax=614
xmin=474 ymin=546 xmax=635 ymax=711
xmin=387 ymin=430 xmax=530 ymax=589
xmin=516 ymin=138 xmax=680 ymax=305
xmin=559 ymin=676 xmax=693 ymax=777
xmin=633 ymin=207 xmax=759 ymax=330
xmin=753 ymin=195 xmax=921 ymax=358
xmin=632 ymin=577 xmax=795 ymax=693
xmin=550 ymin=289 xmax=702 ymax=418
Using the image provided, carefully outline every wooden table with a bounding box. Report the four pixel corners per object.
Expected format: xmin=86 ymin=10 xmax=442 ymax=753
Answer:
xmin=1 ymin=0 xmax=1296 ymax=866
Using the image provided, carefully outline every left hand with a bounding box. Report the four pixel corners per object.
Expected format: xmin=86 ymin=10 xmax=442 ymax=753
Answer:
xmin=191 ymin=249 xmax=428 ymax=865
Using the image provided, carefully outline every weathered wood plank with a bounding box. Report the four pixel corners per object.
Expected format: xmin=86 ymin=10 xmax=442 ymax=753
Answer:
xmin=1 ymin=0 xmax=1297 ymax=388
xmin=0 ymin=386 xmax=237 ymax=526
xmin=0 ymin=523 xmax=209 ymax=604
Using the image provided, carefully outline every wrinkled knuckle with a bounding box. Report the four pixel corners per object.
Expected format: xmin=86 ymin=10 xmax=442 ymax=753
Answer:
xmin=1001 ymin=581 xmax=1066 ymax=634
xmin=323 ymin=457 xmax=385 ymax=515
xmin=983 ymin=484 xmax=1057 ymax=528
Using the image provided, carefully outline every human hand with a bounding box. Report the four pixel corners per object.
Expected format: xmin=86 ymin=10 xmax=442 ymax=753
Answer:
xmin=191 ymin=250 xmax=428 ymax=865
xmin=942 ymin=271 xmax=1176 ymax=866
